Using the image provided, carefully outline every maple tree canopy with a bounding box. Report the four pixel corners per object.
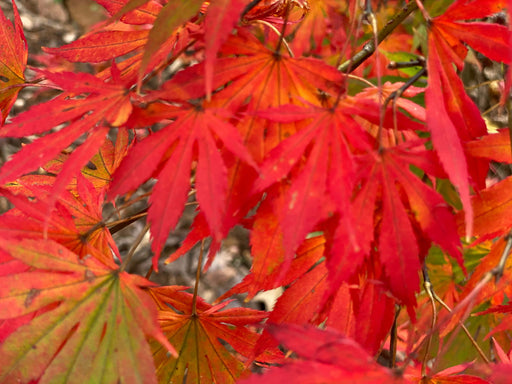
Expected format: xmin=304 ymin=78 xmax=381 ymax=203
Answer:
xmin=0 ymin=0 xmax=512 ymax=383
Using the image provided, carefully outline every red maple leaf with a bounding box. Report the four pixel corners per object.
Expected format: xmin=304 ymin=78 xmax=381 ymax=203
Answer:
xmin=109 ymin=102 xmax=257 ymax=267
xmin=345 ymin=140 xmax=462 ymax=312
xmin=149 ymin=285 xmax=279 ymax=383
xmin=0 ymin=0 xmax=27 ymax=124
xmin=241 ymin=324 xmax=406 ymax=383
xmin=0 ymin=174 xmax=117 ymax=264
xmin=425 ymin=0 xmax=511 ymax=237
xmin=0 ymin=63 xmax=133 ymax=213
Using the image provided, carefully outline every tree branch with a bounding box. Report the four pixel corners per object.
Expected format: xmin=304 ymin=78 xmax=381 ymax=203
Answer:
xmin=338 ymin=1 xmax=419 ymax=73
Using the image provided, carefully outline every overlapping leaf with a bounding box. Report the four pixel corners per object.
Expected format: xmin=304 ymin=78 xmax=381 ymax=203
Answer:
xmin=426 ymin=0 xmax=511 ymax=237
xmin=0 ymin=64 xmax=133 ymax=210
xmin=459 ymin=176 xmax=512 ymax=240
xmin=254 ymin=101 xmax=372 ymax=282
xmin=149 ymin=286 xmax=276 ymax=384
xmin=44 ymin=130 xmax=130 ymax=192
xmin=203 ymin=0 xmax=247 ymax=99
xmin=0 ymin=237 xmax=175 ymax=384
xmin=465 ymin=129 xmax=512 ymax=163
xmin=109 ymin=103 xmax=257 ymax=266
xmin=242 ymin=324 xmax=405 ymax=383
xmin=0 ymin=174 xmax=117 ymax=263
xmin=0 ymin=0 xmax=27 ymax=124
xmin=349 ymin=141 xmax=462 ymax=311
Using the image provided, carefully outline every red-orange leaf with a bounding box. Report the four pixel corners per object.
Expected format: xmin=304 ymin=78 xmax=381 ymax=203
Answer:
xmin=0 ymin=65 xmax=133 ymax=210
xmin=203 ymin=0 xmax=246 ymax=100
xmin=0 ymin=0 xmax=27 ymax=124
xmin=138 ymin=0 xmax=203 ymax=84
xmin=255 ymin=102 xmax=372 ymax=281
xmin=351 ymin=141 xmax=462 ymax=311
xmin=460 ymin=176 xmax=512 ymax=239
xmin=242 ymin=324 xmax=405 ymax=384
xmin=109 ymin=103 xmax=256 ymax=267
xmin=149 ymin=286 xmax=275 ymax=383
xmin=45 ymin=30 xmax=150 ymax=63
xmin=465 ymin=130 xmax=512 ymax=163
xmin=0 ymin=174 xmax=117 ymax=263
xmin=426 ymin=0 xmax=511 ymax=238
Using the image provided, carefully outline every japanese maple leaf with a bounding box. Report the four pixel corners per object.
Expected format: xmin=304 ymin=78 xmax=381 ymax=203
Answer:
xmin=479 ymin=339 xmax=512 ymax=383
xmin=152 ymin=30 xmax=345 ymax=248
xmin=288 ymin=0 xmax=338 ymax=56
xmin=465 ymin=129 xmax=512 ymax=164
xmin=44 ymin=130 xmax=131 ymax=192
xmin=347 ymin=141 xmax=462 ymax=312
xmin=137 ymin=0 xmax=203 ymax=83
xmin=253 ymin=95 xmax=426 ymax=286
xmin=218 ymin=234 xmax=325 ymax=302
xmin=241 ymin=324 xmax=406 ymax=384
xmin=0 ymin=237 xmax=175 ymax=384
xmin=149 ymin=285 xmax=277 ymax=384
xmin=0 ymin=174 xmax=118 ymax=264
xmin=159 ymin=29 xmax=344 ymax=161
xmin=109 ymin=102 xmax=257 ymax=267
xmin=202 ymin=0 xmax=247 ymax=100
xmin=406 ymin=364 xmax=489 ymax=383
xmin=253 ymin=101 xmax=372 ymax=283
xmin=46 ymin=0 xmax=198 ymax=84
xmin=0 ymin=0 xmax=27 ymax=124
xmin=475 ymin=296 xmax=512 ymax=338
xmin=458 ymin=176 xmax=512 ymax=240
xmin=425 ymin=0 xmax=511 ymax=238
xmin=43 ymin=0 xmax=157 ymax=65
xmin=0 ymin=62 xmax=133 ymax=212
xmin=252 ymin=252 xmax=395 ymax=360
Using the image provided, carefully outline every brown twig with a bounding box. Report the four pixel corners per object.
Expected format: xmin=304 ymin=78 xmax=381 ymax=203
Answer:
xmin=338 ymin=1 xmax=419 ymax=73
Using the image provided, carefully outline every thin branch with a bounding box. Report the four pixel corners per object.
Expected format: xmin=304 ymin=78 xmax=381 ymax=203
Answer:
xmin=338 ymin=1 xmax=419 ymax=73
xmin=399 ymin=236 xmax=512 ymax=372
xmin=389 ymin=305 xmax=401 ymax=369
xmin=274 ymin=1 xmax=291 ymax=55
xmin=378 ymin=66 xmax=427 ymax=146
xmin=431 ymin=288 xmax=490 ymax=364
xmin=107 ymin=208 xmax=148 ymax=234
xmin=507 ymin=91 xmax=512 ymax=162
xmin=119 ymin=223 xmax=150 ymax=272
xmin=492 ymin=230 xmax=512 ymax=282
xmin=252 ymin=20 xmax=294 ymax=57
xmin=421 ymin=266 xmax=438 ymax=377
xmin=192 ymin=239 xmax=205 ymax=316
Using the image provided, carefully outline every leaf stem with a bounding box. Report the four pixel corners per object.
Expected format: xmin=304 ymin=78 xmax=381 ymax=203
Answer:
xmin=241 ymin=0 xmax=263 ymax=18
xmin=389 ymin=305 xmax=401 ymax=369
xmin=252 ymin=20 xmax=294 ymax=57
xmin=274 ymin=1 xmax=291 ymax=55
xmin=431 ymin=286 xmax=490 ymax=364
xmin=107 ymin=208 xmax=148 ymax=234
xmin=338 ymin=1 xmax=419 ymax=73
xmin=192 ymin=239 xmax=205 ymax=316
xmin=507 ymin=92 xmax=512 ymax=161
xmin=421 ymin=265 xmax=438 ymax=377
xmin=119 ymin=223 xmax=150 ymax=272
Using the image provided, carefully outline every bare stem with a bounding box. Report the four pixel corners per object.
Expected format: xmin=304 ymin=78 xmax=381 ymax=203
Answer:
xmin=119 ymin=223 xmax=150 ymax=272
xmin=431 ymin=288 xmax=490 ymax=364
xmin=389 ymin=305 xmax=401 ymax=369
xmin=192 ymin=239 xmax=205 ymax=316
xmin=338 ymin=1 xmax=419 ymax=73
xmin=107 ymin=209 xmax=148 ymax=234
xmin=421 ymin=266 xmax=438 ymax=377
